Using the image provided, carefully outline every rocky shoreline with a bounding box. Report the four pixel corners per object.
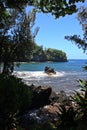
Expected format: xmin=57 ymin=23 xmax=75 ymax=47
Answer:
xmin=12 ymin=70 xmax=84 ymax=129
xmin=19 ymin=84 xmax=73 ymax=129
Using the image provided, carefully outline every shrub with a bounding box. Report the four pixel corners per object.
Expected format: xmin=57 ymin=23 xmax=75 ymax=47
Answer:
xmin=0 ymin=74 xmax=32 ymax=130
xmin=72 ymin=79 xmax=87 ymax=120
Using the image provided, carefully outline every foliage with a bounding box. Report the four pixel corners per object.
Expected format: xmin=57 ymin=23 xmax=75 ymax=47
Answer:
xmin=0 ymin=74 xmax=32 ymax=130
xmin=72 ymin=79 xmax=87 ymax=120
xmin=0 ymin=0 xmax=85 ymax=20
xmin=53 ymin=104 xmax=76 ymax=130
xmin=33 ymin=0 xmax=85 ymax=18
xmin=23 ymin=122 xmax=58 ymax=130
xmin=46 ymin=48 xmax=67 ymax=62
xmin=65 ymin=6 xmax=87 ymax=69
xmin=65 ymin=7 xmax=87 ymax=53
xmin=31 ymin=47 xmax=67 ymax=62
xmin=0 ymin=10 xmax=38 ymax=74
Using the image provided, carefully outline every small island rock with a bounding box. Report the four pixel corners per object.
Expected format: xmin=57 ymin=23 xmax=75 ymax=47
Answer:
xmin=44 ymin=66 xmax=56 ymax=75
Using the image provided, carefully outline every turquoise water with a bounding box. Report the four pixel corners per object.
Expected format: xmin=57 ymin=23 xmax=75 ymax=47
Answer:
xmin=14 ymin=59 xmax=87 ymax=95
xmin=14 ymin=59 xmax=87 ymax=72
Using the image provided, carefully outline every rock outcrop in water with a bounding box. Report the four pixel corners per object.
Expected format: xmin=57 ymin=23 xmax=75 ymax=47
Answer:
xmin=44 ymin=66 xmax=56 ymax=75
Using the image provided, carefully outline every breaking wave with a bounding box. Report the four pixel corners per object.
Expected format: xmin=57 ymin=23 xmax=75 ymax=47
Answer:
xmin=13 ymin=70 xmax=87 ymax=95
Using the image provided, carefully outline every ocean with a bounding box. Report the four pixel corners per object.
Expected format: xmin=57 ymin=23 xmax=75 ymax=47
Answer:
xmin=14 ymin=59 xmax=87 ymax=95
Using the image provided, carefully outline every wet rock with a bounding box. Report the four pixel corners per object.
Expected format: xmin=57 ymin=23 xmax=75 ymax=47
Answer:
xmin=31 ymin=86 xmax=52 ymax=108
xmin=44 ymin=66 xmax=56 ymax=75
xmin=30 ymin=85 xmax=70 ymax=109
xmin=57 ymin=91 xmax=70 ymax=105
xmin=19 ymin=103 xmax=62 ymax=128
xmin=50 ymin=91 xmax=70 ymax=105
xmin=43 ymin=103 xmax=62 ymax=115
xmin=19 ymin=89 xmax=72 ymax=129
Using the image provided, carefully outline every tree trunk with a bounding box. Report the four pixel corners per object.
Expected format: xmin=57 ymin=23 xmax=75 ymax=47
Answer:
xmin=2 ymin=62 xmax=9 ymax=75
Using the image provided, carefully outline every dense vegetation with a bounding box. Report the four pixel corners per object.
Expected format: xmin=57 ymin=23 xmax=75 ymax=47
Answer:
xmin=0 ymin=74 xmax=33 ymax=130
xmin=0 ymin=0 xmax=85 ymax=21
xmin=29 ymin=46 xmax=67 ymax=62
xmin=0 ymin=10 xmax=39 ymax=74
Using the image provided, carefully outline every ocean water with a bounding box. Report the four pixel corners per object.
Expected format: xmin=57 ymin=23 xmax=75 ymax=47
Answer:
xmin=14 ymin=59 xmax=87 ymax=95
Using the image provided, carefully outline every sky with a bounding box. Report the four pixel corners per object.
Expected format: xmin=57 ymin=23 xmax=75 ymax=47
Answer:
xmin=32 ymin=1 xmax=87 ymax=60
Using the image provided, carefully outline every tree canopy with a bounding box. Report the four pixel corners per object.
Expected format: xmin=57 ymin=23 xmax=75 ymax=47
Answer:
xmin=65 ymin=6 xmax=87 ymax=70
xmin=0 ymin=0 xmax=85 ymax=20
xmin=0 ymin=10 xmax=38 ymax=74
xmin=65 ymin=7 xmax=87 ymax=52
xmin=30 ymin=46 xmax=67 ymax=62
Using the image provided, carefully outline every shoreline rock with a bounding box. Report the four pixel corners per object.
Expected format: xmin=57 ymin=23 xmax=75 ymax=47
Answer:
xmin=30 ymin=85 xmax=52 ymax=109
xmin=44 ymin=66 xmax=56 ymax=75
xmin=19 ymin=84 xmax=72 ymax=128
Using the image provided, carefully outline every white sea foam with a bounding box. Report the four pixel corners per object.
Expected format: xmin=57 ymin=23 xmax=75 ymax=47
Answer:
xmin=13 ymin=70 xmax=87 ymax=95
xmin=13 ymin=71 xmax=65 ymax=79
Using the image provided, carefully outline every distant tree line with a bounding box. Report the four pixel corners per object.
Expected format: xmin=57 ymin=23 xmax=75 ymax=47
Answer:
xmin=28 ymin=45 xmax=67 ymax=62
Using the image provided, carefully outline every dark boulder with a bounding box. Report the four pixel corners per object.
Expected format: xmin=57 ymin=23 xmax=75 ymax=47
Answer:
xmin=50 ymin=90 xmax=70 ymax=105
xmin=44 ymin=66 xmax=56 ymax=75
xmin=19 ymin=87 xmax=72 ymax=128
xmin=31 ymin=86 xmax=52 ymax=109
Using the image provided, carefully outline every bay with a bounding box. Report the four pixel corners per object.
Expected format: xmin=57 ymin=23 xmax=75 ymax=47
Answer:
xmin=14 ymin=59 xmax=87 ymax=95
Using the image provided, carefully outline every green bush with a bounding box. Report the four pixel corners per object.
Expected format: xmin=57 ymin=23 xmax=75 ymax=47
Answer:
xmin=0 ymin=74 xmax=32 ymax=130
xmin=72 ymin=79 xmax=87 ymax=120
